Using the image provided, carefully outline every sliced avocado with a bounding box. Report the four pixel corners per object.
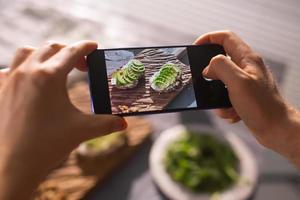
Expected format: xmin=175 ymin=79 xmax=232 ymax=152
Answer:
xmin=158 ymin=74 xmax=170 ymax=82
xmin=116 ymin=72 xmax=127 ymax=85
xmin=127 ymin=67 xmax=138 ymax=76
xmin=150 ymin=63 xmax=181 ymax=92
xmin=112 ymin=59 xmax=145 ymax=89
xmin=160 ymin=70 xmax=175 ymax=77
xmin=163 ymin=63 xmax=176 ymax=68
xmin=111 ymin=71 xmax=118 ymax=79
xmin=154 ymin=76 xmax=168 ymax=85
xmin=131 ymin=65 xmax=145 ymax=74
xmin=123 ymin=74 xmax=134 ymax=84
xmin=126 ymin=67 xmax=134 ymax=74
xmin=125 ymin=68 xmax=138 ymax=81
xmin=161 ymin=66 xmax=177 ymax=75
xmin=153 ymin=79 xmax=168 ymax=89
xmin=165 ymin=76 xmax=176 ymax=87
xmin=132 ymin=59 xmax=144 ymax=66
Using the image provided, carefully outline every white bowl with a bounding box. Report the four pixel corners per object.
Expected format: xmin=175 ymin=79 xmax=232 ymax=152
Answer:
xmin=149 ymin=124 xmax=258 ymax=200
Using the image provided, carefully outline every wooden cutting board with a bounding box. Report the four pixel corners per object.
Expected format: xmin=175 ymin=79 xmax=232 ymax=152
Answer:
xmin=108 ymin=49 xmax=192 ymax=114
xmin=34 ymin=81 xmax=152 ymax=200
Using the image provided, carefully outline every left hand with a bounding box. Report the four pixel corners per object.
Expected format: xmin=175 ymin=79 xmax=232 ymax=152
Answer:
xmin=0 ymin=41 xmax=127 ymax=200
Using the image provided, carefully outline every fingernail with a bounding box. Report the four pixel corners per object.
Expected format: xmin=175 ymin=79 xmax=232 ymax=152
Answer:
xmin=202 ymin=67 xmax=209 ymax=75
xmin=227 ymin=118 xmax=238 ymax=124
xmin=113 ymin=118 xmax=128 ymax=131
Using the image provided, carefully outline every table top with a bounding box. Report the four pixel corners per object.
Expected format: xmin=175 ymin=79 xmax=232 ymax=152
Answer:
xmin=87 ymin=111 xmax=300 ymax=200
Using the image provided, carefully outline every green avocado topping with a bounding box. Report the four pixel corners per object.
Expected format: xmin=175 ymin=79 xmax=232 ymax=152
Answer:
xmin=112 ymin=59 xmax=145 ymax=89
xmin=150 ymin=63 xmax=181 ymax=92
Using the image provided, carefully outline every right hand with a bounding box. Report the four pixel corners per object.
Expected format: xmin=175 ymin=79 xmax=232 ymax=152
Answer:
xmin=194 ymin=31 xmax=300 ymax=157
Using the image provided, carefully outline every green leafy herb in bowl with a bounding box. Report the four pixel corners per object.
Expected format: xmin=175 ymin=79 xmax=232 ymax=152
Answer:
xmin=165 ymin=131 xmax=239 ymax=193
xmin=150 ymin=125 xmax=258 ymax=200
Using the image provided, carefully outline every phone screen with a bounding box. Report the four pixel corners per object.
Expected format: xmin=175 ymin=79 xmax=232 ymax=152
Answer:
xmin=87 ymin=44 xmax=231 ymax=116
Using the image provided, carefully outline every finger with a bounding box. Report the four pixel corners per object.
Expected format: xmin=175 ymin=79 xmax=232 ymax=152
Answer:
xmin=0 ymin=67 xmax=10 ymax=72
xmin=213 ymin=108 xmax=241 ymax=123
xmin=78 ymin=114 xmax=127 ymax=141
xmin=10 ymin=46 xmax=35 ymax=70
xmin=50 ymin=40 xmax=97 ymax=74
xmin=0 ymin=68 xmax=10 ymax=85
xmin=202 ymin=55 xmax=248 ymax=88
xmin=194 ymin=31 xmax=255 ymax=67
xmin=75 ymin=56 xmax=88 ymax=72
xmin=214 ymin=108 xmax=239 ymax=119
xmin=34 ymin=41 xmax=65 ymax=61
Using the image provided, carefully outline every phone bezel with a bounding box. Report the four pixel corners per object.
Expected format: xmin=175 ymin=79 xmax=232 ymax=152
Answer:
xmin=87 ymin=44 xmax=231 ymax=116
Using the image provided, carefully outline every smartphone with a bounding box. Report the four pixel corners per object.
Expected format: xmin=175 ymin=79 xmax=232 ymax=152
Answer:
xmin=87 ymin=44 xmax=231 ymax=116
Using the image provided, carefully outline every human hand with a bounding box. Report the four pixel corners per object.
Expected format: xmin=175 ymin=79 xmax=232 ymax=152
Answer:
xmin=195 ymin=31 xmax=300 ymax=166
xmin=0 ymin=41 xmax=127 ymax=200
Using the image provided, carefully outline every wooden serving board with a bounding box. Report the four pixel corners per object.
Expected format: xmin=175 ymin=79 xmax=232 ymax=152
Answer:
xmin=34 ymin=81 xmax=152 ymax=200
xmin=108 ymin=49 xmax=192 ymax=114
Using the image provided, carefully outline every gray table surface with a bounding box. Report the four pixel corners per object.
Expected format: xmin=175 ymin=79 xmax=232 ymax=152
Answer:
xmin=84 ymin=111 xmax=260 ymax=200
xmin=84 ymin=110 xmax=300 ymax=200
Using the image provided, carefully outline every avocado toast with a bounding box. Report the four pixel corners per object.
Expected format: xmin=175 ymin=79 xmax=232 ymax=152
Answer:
xmin=111 ymin=59 xmax=145 ymax=89
xmin=150 ymin=63 xmax=182 ymax=92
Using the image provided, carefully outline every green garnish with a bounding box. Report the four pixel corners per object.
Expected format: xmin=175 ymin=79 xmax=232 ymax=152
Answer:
xmin=111 ymin=59 xmax=145 ymax=89
xmin=165 ymin=132 xmax=239 ymax=193
xmin=150 ymin=63 xmax=181 ymax=92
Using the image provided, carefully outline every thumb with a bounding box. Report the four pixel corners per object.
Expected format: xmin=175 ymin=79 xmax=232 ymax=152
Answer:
xmin=202 ymin=55 xmax=247 ymax=88
xmin=78 ymin=114 xmax=127 ymax=141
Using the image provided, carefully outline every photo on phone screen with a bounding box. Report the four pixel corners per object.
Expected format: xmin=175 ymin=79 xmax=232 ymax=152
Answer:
xmin=87 ymin=44 xmax=231 ymax=116
xmin=105 ymin=47 xmax=196 ymax=114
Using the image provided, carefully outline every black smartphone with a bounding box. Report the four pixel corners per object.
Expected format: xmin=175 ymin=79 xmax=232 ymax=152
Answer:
xmin=87 ymin=44 xmax=231 ymax=116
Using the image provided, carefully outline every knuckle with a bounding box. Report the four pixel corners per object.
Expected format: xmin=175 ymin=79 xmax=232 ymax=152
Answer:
xmin=239 ymin=74 xmax=263 ymax=91
xmin=237 ymin=72 xmax=254 ymax=86
xmin=241 ymin=73 xmax=253 ymax=83
xmin=45 ymin=59 xmax=67 ymax=72
xmin=12 ymin=69 xmax=27 ymax=81
xmin=210 ymin=54 xmax=228 ymax=66
xmin=223 ymin=30 xmax=236 ymax=38
xmin=46 ymin=59 xmax=61 ymax=68
xmin=12 ymin=65 xmax=61 ymax=88
xmin=31 ymin=68 xmax=50 ymax=77
xmin=65 ymin=45 xmax=78 ymax=53
xmin=246 ymin=53 xmax=265 ymax=67
xmin=16 ymin=46 xmax=34 ymax=55
xmin=29 ymin=68 xmax=57 ymax=84
xmin=45 ymin=41 xmax=64 ymax=49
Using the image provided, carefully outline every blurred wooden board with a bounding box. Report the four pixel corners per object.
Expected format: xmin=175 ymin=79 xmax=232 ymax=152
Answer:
xmin=108 ymin=49 xmax=192 ymax=114
xmin=34 ymin=81 xmax=152 ymax=200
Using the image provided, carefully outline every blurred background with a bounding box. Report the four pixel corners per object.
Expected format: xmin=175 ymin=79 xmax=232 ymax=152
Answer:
xmin=1 ymin=0 xmax=300 ymax=199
